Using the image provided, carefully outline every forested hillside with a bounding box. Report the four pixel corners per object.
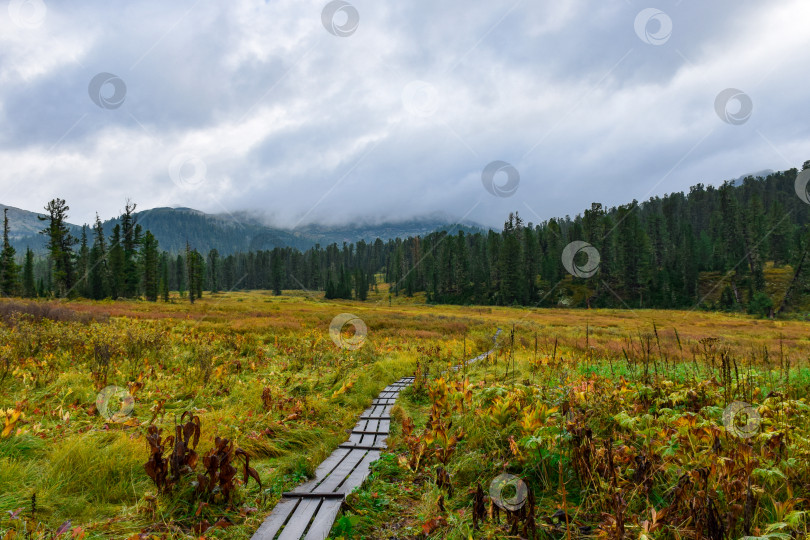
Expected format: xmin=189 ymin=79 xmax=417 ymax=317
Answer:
xmin=380 ymin=166 xmax=810 ymax=313
xmin=5 ymin=164 xmax=810 ymax=315
xmin=4 ymin=205 xmax=479 ymax=256
xmin=199 ymin=165 xmax=810 ymax=314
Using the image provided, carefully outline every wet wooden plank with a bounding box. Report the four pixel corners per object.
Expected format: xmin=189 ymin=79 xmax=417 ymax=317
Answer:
xmin=251 ymin=498 xmax=299 ymax=540
xmin=252 ymin=376 xmax=414 ymax=539
xmin=338 ymin=449 xmax=381 ymax=494
xmin=316 ymin=449 xmax=368 ymax=493
xmin=277 ymin=498 xmax=321 ymax=540
xmin=303 ymin=499 xmax=343 ymax=540
xmin=289 ymin=448 xmax=351 ymax=494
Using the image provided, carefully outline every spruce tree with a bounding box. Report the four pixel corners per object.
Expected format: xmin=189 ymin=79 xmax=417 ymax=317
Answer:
xmin=159 ymin=252 xmax=170 ymax=302
xmin=325 ymin=269 xmax=335 ymax=299
xmin=121 ymin=202 xmax=141 ymax=298
xmin=88 ymin=214 xmax=109 ymax=299
xmin=355 ymin=268 xmax=368 ymax=300
xmin=194 ymin=251 xmax=204 ymax=299
xmin=186 ymin=244 xmax=196 ymax=304
xmin=141 ymin=231 xmax=159 ymax=301
xmin=208 ymin=249 xmax=220 ymax=293
xmin=0 ymin=209 xmax=20 ymax=296
xmin=185 ymin=246 xmax=204 ymax=303
xmin=499 ymin=213 xmax=524 ymax=305
xmin=176 ymin=253 xmax=186 ymax=296
xmin=271 ymin=248 xmax=283 ymax=295
xmin=76 ymin=225 xmax=90 ymax=297
xmin=108 ymin=225 xmax=124 ymax=298
xmin=22 ymin=248 xmax=35 ymax=298
xmin=39 ymin=199 xmax=77 ymax=297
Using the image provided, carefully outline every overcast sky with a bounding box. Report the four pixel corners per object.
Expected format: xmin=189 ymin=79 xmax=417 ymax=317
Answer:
xmin=1 ymin=0 xmax=808 ymax=228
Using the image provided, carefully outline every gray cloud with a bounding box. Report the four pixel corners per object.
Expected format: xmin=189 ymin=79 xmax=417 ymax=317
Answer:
xmin=1 ymin=0 xmax=808 ymax=228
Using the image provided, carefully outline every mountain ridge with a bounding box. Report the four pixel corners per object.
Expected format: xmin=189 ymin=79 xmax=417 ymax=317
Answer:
xmin=0 ymin=203 xmax=484 ymax=256
xmin=0 ymin=167 xmax=778 ymax=256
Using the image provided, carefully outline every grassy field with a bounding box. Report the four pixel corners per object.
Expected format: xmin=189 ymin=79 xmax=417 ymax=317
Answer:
xmin=1 ymin=288 xmax=809 ymax=539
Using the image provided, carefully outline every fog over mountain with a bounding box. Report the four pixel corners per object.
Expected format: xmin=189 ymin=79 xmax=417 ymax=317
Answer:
xmin=1 ymin=1 xmax=809 ymax=229
xmin=0 ymin=203 xmax=483 ymax=255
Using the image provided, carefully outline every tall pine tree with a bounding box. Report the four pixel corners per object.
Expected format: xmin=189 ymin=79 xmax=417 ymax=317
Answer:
xmin=39 ymin=199 xmax=77 ymax=298
xmin=0 ymin=209 xmax=20 ymax=296
xmin=159 ymin=252 xmax=170 ymax=302
xmin=141 ymin=231 xmax=159 ymax=301
xmin=76 ymin=225 xmax=90 ymax=298
xmin=109 ymin=225 xmax=125 ymax=298
xmin=121 ymin=202 xmax=141 ymax=298
xmin=88 ymin=214 xmax=110 ymax=299
xmin=22 ymin=248 xmax=35 ymax=298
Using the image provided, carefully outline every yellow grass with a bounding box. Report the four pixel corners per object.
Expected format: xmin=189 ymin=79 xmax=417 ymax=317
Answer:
xmin=0 ymin=290 xmax=808 ymax=538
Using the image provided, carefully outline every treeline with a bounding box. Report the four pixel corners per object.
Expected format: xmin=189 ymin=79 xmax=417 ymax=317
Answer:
xmin=4 ymin=198 xmax=381 ymax=303
xmin=384 ymin=164 xmax=810 ymax=312
xmin=382 ymin=164 xmax=810 ymax=312
xmin=3 ymin=199 xmax=207 ymax=303
xmin=5 ymin=163 xmax=810 ymax=313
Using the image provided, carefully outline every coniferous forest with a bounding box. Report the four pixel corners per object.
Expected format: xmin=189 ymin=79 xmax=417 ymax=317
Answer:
xmin=5 ymin=164 xmax=810 ymax=315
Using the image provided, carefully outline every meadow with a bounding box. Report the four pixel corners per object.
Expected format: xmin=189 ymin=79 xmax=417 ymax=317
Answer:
xmin=0 ymin=288 xmax=809 ymax=539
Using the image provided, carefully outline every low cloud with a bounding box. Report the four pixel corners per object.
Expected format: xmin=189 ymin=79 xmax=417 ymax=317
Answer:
xmin=1 ymin=0 xmax=808 ymax=227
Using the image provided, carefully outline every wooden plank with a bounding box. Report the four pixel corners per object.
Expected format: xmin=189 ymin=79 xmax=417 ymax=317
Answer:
xmin=303 ymin=499 xmax=343 ymax=540
xmin=364 ymin=419 xmax=380 ymax=445
xmin=251 ymin=498 xmax=299 ymax=540
xmin=360 ymin=407 xmax=375 ymax=418
xmin=339 ymin=443 xmax=384 ymax=450
xmin=252 ymin=373 xmax=417 ymax=539
xmin=277 ymin=498 xmax=321 ymax=540
xmin=282 ymin=492 xmax=345 ymax=499
xmin=338 ymin=449 xmax=381 ymax=494
xmin=359 ymin=426 xmax=376 ymax=446
xmin=316 ymin=449 xmax=367 ymax=493
xmin=368 ymin=417 xmax=386 ymax=447
xmin=371 ymin=404 xmax=387 ymax=415
xmin=289 ymin=448 xmax=351 ymax=494
xmin=352 ymin=418 xmax=369 ymax=432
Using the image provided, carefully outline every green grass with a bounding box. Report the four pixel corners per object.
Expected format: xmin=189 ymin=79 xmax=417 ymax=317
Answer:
xmin=1 ymin=292 xmax=810 ymax=538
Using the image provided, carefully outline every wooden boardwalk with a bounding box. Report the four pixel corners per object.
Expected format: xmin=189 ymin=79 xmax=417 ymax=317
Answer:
xmin=251 ymin=377 xmax=414 ymax=540
xmin=251 ymin=328 xmax=501 ymax=539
